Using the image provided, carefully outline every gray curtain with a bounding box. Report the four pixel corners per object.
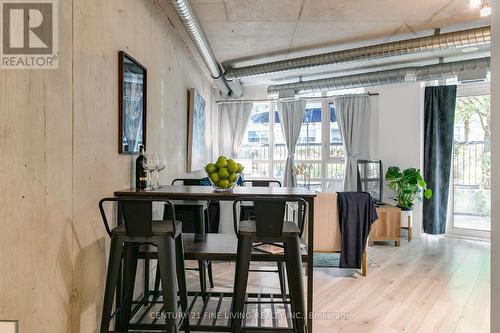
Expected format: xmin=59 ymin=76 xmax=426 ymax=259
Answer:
xmin=423 ymin=85 xmax=457 ymax=234
xmin=218 ymin=102 xmax=254 ymax=158
xmin=278 ymin=99 xmax=306 ymax=187
xmin=335 ymin=94 xmax=371 ymax=191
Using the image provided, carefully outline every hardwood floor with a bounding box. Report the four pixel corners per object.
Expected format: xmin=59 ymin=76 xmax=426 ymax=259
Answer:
xmin=185 ymin=235 xmax=490 ymax=333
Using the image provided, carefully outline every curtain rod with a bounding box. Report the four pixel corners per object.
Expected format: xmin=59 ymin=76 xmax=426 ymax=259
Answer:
xmin=215 ymin=93 xmax=379 ymax=104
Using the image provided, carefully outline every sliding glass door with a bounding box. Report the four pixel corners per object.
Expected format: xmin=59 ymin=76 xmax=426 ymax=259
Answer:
xmin=449 ymin=85 xmax=490 ymax=236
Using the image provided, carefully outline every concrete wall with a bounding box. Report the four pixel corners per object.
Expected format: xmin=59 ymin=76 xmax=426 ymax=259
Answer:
xmin=368 ymin=82 xmax=425 ymax=236
xmin=0 ymin=0 xmax=214 ymax=332
xmin=0 ymin=0 xmax=74 ymax=331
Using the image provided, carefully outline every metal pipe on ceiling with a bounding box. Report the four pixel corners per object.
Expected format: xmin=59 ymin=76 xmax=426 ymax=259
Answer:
xmin=225 ymin=26 xmax=491 ymax=80
xmin=170 ymin=0 xmax=243 ymax=97
xmin=267 ymin=57 xmax=491 ymax=94
xmin=214 ymin=93 xmax=380 ymax=104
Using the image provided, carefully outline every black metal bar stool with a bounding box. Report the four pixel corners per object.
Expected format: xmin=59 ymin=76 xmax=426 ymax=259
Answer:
xmin=98 ymin=197 xmax=190 ymax=333
xmin=239 ymin=179 xmax=282 ymax=221
xmin=165 ymin=179 xmax=215 ymax=298
xmin=239 ymin=180 xmax=287 ymax=296
xmin=231 ymin=197 xmax=307 ymax=333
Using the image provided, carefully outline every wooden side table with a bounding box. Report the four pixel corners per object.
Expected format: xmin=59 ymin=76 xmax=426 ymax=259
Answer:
xmin=369 ymin=205 xmax=402 ymax=247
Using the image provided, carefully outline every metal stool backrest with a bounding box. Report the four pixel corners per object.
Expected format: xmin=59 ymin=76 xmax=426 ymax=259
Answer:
xmin=233 ymin=197 xmax=307 ymax=238
xmin=172 ymin=178 xmax=203 ymax=186
xmin=241 ymin=180 xmax=282 ymax=187
xmin=99 ymin=197 xmax=176 ymax=238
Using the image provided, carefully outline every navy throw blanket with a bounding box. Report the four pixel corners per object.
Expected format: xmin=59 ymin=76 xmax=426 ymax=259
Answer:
xmin=337 ymin=192 xmax=378 ymax=269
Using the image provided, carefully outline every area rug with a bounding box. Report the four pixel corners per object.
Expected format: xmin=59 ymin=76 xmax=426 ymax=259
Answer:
xmin=313 ymin=252 xmax=340 ymax=267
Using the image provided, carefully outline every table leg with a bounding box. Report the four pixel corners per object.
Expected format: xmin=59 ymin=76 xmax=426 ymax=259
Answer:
xmin=361 ymin=251 xmax=367 ymax=277
xmin=306 ymin=197 xmax=314 ymax=332
xmin=193 ymin=207 xmax=206 ymax=241
xmin=143 ymin=258 xmax=150 ymax=300
xmin=115 ymin=207 xmax=124 ymax=331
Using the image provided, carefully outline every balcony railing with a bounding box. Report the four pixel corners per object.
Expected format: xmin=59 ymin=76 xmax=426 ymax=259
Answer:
xmin=239 ymin=143 xmax=345 ymax=180
xmin=453 ymin=141 xmax=490 ymax=189
xmin=239 ymin=143 xmax=344 ymax=160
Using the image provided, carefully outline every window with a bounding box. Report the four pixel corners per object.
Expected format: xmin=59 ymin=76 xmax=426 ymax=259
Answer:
xmin=326 ymin=103 xmax=345 ymax=192
xmin=238 ymin=99 xmax=345 ymax=191
xmin=451 ymin=94 xmax=490 ymax=233
xmin=238 ymin=103 xmax=270 ymax=177
xmin=273 ymin=105 xmax=285 ymax=178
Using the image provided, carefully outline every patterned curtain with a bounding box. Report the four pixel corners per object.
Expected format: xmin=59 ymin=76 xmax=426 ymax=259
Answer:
xmin=423 ymin=85 xmax=457 ymax=234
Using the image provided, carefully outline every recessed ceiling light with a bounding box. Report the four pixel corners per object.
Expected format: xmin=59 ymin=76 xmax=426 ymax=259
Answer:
xmin=470 ymin=0 xmax=482 ymax=8
xmin=480 ymin=4 xmax=491 ymax=16
xmin=462 ymin=46 xmax=480 ymax=53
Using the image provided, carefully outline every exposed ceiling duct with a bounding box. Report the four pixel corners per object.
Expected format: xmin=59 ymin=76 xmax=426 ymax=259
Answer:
xmin=267 ymin=57 xmax=490 ymax=94
xmin=170 ymin=0 xmax=243 ymax=98
xmin=225 ymin=26 xmax=491 ymax=81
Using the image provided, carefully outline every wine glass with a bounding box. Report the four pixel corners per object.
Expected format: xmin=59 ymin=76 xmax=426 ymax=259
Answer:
xmin=156 ymin=154 xmax=167 ymax=188
xmin=142 ymin=153 xmax=159 ymax=190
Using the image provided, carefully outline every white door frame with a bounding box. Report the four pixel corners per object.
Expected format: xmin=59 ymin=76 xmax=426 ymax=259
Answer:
xmin=446 ymin=82 xmax=491 ymax=239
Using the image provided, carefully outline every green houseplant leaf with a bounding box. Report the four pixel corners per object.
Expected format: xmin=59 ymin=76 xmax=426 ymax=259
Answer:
xmin=385 ymin=166 xmax=433 ymax=210
xmin=385 ymin=166 xmax=402 ymax=180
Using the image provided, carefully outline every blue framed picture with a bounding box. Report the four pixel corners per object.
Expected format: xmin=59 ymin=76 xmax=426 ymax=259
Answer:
xmin=187 ymin=88 xmax=206 ymax=172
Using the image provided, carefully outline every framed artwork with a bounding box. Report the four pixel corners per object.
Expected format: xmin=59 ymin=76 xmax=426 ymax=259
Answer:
xmin=187 ymin=88 xmax=206 ymax=172
xmin=118 ymin=51 xmax=147 ymax=154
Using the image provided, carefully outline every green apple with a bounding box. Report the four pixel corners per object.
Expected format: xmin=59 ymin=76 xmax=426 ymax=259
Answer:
xmin=216 ymin=156 xmax=227 ymax=169
xmin=218 ymin=179 xmax=229 ymax=189
xmin=218 ymin=167 xmax=229 ymax=179
xmin=209 ymin=172 xmax=219 ymax=183
xmin=205 ymin=163 xmax=217 ymax=174
xmin=237 ymin=163 xmax=244 ymax=173
xmin=228 ymin=173 xmax=238 ymax=183
xmin=227 ymin=160 xmax=238 ymax=173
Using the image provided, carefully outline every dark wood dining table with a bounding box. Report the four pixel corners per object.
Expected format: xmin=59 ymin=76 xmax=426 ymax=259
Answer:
xmin=114 ymin=185 xmax=317 ymax=331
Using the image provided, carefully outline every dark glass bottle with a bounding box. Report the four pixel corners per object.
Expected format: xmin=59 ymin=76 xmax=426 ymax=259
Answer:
xmin=135 ymin=144 xmax=147 ymax=189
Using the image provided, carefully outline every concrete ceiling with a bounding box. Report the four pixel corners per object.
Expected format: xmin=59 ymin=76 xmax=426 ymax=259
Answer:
xmin=189 ymin=0 xmax=491 ymax=86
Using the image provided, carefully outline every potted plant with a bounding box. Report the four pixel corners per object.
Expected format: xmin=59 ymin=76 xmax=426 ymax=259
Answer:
xmin=385 ymin=166 xmax=433 ymax=234
xmin=385 ymin=166 xmax=432 ymax=210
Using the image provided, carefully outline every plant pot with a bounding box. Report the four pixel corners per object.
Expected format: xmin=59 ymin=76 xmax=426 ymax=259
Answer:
xmin=400 ymin=209 xmax=413 ymax=228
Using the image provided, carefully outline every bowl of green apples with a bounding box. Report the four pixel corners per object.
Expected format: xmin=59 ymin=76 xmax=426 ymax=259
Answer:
xmin=205 ymin=156 xmax=244 ymax=192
